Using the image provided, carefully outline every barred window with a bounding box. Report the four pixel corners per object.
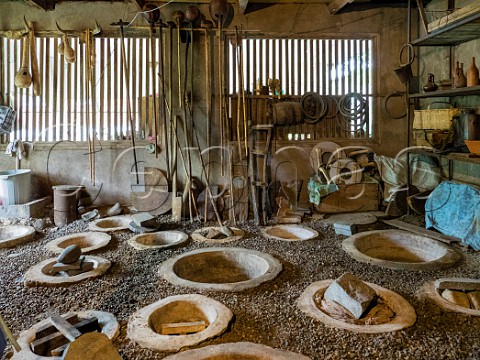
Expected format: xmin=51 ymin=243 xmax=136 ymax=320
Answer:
xmin=1 ymin=36 xmax=161 ymax=143
xmin=227 ymin=35 xmax=375 ymax=140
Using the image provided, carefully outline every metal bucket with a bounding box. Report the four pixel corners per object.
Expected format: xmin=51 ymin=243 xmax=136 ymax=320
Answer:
xmin=53 ymin=185 xmax=84 ymax=227
xmin=394 ymin=44 xmax=415 ymax=85
xmin=272 ymin=102 xmax=303 ymax=126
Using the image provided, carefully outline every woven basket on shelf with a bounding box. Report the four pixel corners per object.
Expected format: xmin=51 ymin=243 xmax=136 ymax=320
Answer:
xmin=413 ymin=108 xmax=461 ymax=130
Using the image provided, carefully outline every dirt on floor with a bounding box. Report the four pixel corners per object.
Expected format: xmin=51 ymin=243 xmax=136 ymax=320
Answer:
xmin=1 ymin=210 xmax=480 ymax=360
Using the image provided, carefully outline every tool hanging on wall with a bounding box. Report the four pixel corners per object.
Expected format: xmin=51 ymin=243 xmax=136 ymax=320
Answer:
xmin=111 ymin=19 xmax=139 ymax=184
xmin=85 ymin=28 xmax=95 ymax=185
xmin=184 ymin=6 xmax=201 ymax=222
xmin=14 ymin=34 xmax=32 ymax=88
xmin=209 ymin=0 xmax=229 ymax=177
xmin=173 ymin=10 xmax=185 ymax=108
xmin=144 ymin=4 xmax=161 ymax=157
xmin=27 ymin=20 xmax=41 ymax=96
xmin=172 ymin=10 xmax=194 ymax=222
xmin=185 ymin=5 xmax=200 ymax=148
xmin=56 ymin=23 xmax=76 ymax=64
xmin=187 ymin=92 xmax=232 ymax=233
xmin=200 ymin=19 xmax=213 ymax=223
xmin=157 ymin=20 xmax=170 ymax=178
xmin=166 ymin=21 xmax=177 ymax=207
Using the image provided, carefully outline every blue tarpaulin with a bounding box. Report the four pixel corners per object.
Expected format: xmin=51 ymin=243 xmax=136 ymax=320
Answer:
xmin=425 ymin=181 xmax=480 ymax=250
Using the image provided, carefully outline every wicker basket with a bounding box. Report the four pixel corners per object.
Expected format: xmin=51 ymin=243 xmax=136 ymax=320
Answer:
xmin=413 ymin=108 xmax=461 ymax=129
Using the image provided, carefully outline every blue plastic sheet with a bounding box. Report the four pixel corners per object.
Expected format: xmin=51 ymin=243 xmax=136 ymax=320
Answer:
xmin=425 ymin=181 xmax=480 ymax=250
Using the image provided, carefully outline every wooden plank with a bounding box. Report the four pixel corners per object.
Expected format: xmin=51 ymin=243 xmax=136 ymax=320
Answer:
xmin=31 ymin=317 xmax=99 ymax=356
xmin=435 ymin=278 xmax=480 ymax=291
xmin=160 ymin=320 xmax=206 ymax=335
xmin=315 ymin=182 xmax=379 ymax=213
xmin=381 ymin=219 xmax=460 ymax=245
xmin=416 ymin=0 xmax=430 ymax=35
xmin=34 ymin=314 xmax=78 ymax=340
xmin=428 ymin=3 xmax=480 ymax=32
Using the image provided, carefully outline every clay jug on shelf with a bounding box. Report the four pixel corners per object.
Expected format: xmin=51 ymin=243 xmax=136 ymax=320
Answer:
xmin=467 ymin=57 xmax=480 ymax=87
xmin=453 ymin=61 xmax=467 ymax=88
xmin=423 ymin=73 xmax=438 ymax=92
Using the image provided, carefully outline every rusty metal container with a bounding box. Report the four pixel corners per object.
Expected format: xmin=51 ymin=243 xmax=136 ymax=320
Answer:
xmin=52 ymin=185 xmax=84 ymax=227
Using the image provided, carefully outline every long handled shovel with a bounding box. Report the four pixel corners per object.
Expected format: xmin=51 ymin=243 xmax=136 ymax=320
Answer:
xmin=49 ymin=315 xmax=121 ymax=360
xmin=0 ymin=313 xmax=21 ymax=354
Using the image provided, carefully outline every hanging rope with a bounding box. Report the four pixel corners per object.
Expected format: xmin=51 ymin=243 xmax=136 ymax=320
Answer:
xmin=337 ymin=92 xmax=368 ymax=132
xmin=301 ymin=92 xmax=327 ymax=124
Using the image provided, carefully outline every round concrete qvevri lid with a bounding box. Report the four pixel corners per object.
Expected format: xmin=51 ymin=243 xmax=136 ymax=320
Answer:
xmin=24 ymin=255 xmax=111 ymax=287
xmin=45 ymin=232 xmax=111 ymax=254
xmin=88 ymin=215 xmax=132 ymax=232
xmin=0 ymin=225 xmax=35 ymax=248
xmin=12 ymin=310 xmax=119 ymax=360
xmin=127 ymin=294 xmax=233 ymax=352
xmin=128 ymin=230 xmax=188 ymax=250
xmin=297 ymin=279 xmax=417 ymax=333
xmin=261 ymin=225 xmax=318 ymax=241
xmin=342 ymin=230 xmax=461 ymax=271
xmin=191 ymin=226 xmax=245 ymax=243
xmin=159 ymin=247 xmax=283 ymax=292
xmin=162 ymin=342 xmax=311 ymax=359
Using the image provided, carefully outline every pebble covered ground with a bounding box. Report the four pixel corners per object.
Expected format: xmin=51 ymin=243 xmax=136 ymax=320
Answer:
xmin=1 ymin=211 xmax=480 ymax=360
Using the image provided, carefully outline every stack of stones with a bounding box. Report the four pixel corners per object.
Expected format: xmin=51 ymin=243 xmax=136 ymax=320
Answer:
xmin=50 ymin=244 xmax=94 ymax=276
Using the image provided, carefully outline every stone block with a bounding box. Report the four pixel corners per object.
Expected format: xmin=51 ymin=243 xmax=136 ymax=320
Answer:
xmin=334 ymin=222 xmax=357 ymax=236
xmin=323 ymin=273 xmax=377 ymax=319
xmin=57 ymin=244 xmax=82 ymax=264
xmin=132 ymin=212 xmax=157 ymax=227
xmin=0 ymin=197 xmax=51 ymax=219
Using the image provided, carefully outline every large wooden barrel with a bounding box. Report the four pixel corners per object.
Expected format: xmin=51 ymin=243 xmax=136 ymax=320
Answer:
xmin=272 ymin=102 xmax=303 ymax=126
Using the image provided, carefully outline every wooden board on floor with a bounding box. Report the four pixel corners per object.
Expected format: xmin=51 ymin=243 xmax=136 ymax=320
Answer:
xmin=381 ymin=219 xmax=461 ymax=245
xmin=314 ymin=182 xmax=379 ymax=213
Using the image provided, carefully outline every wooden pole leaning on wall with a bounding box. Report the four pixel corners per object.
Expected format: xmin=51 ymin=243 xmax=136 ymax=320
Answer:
xmin=157 ymin=21 xmax=170 ymax=177
xmin=201 ymin=20 xmax=213 ymax=222
xmin=111 ymin=19 xmax=139 ymax=184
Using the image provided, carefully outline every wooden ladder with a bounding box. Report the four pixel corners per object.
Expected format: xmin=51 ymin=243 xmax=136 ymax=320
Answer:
xmin=248 ymin=124 xmax=273 ymax=225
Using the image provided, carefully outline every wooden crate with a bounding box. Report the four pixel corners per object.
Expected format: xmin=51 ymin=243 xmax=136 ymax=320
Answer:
xmin=314 ymin=182 xmax=380 ymax=213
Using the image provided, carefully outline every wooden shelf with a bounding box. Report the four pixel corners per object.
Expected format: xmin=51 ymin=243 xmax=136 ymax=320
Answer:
xmin=408 ymin=148 xmax=480 ymax=165
xmin=412 ymin=11 xmax=480 ymax=46
xmin=408 ymin=85 xmax=480 ymax=98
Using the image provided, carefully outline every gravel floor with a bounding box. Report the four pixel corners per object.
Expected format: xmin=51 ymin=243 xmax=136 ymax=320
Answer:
xmin=1 ymin=212 xmax=480 ymax=360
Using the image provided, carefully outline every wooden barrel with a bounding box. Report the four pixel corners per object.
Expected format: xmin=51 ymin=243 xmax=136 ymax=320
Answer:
xmin=272 ymin=102 xmax=303 ymax=126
